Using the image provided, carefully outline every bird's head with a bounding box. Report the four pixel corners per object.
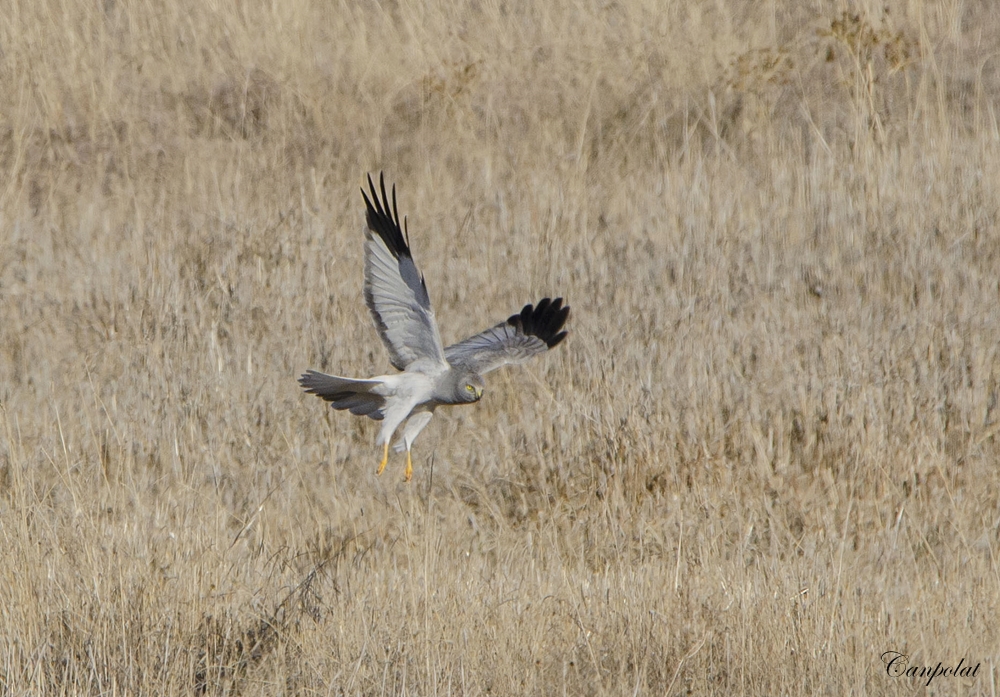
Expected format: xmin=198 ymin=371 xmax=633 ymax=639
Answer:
xmin=457 ymin=371 xmax=485 ymax=403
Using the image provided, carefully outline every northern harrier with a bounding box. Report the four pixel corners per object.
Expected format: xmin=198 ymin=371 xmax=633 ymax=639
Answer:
xmin=299 ymin=174 xmax=570 ymax=481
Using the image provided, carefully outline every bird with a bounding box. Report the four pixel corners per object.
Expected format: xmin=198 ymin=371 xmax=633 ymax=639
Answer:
xmin=299 ymin=173 xmax=570 ymax=482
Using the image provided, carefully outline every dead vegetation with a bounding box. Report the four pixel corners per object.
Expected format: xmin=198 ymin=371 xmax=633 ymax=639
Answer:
xmin=1 ymin=0 xmax=999 ymax=694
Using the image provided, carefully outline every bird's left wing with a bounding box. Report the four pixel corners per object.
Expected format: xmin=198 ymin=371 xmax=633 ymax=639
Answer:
xmin=444 ymin=297 xmax=570 ymax=375
xmin=361 ymin=173 xmax=447 ymax=372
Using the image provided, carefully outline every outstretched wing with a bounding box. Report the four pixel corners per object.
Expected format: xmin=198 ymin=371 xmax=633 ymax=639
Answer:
xmin=361 ymin=173 xmax=446 ymax=372
xmin=444 ymin=297 xmax=570 ymax=375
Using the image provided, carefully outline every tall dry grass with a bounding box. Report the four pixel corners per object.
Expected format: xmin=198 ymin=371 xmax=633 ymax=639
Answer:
xmin=1 ymin=0 xmax=999 ymax=694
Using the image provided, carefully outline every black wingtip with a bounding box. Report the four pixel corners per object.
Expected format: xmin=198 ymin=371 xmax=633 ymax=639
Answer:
xmin=507 ymin=296 xmax=570 ymax=348
xmin=361 ymin=172 xmax=411 ymax=259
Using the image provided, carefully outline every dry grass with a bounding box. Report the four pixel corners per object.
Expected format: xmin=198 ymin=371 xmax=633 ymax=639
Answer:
xmin=1 ymin=0 xmax=999 ymax=694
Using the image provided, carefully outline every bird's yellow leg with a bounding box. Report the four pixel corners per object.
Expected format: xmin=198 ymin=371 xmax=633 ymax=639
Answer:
xmin=376 ymin=442 xmax=389 ymax=476
xmin=404 ymin=449 xmax=413 ymax=482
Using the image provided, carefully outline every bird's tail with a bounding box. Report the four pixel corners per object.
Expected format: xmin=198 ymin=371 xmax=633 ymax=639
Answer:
xmin=298 ymin=370 xmax=387 ymax=420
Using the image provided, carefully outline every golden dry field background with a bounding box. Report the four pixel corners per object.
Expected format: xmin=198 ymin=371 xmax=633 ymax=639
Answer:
xmin=2 ymin=0 xmax=1000 ymax=694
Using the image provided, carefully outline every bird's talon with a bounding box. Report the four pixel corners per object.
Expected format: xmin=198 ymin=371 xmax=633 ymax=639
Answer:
xmin=377 ymin=443 xmax=389 ymax=476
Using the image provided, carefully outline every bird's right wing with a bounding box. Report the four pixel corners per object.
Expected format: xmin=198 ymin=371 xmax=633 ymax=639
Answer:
xmin=444 ymin=298 xmax=570 ymax=375
xmin=361 ymin=174 xmax=447 ymax=372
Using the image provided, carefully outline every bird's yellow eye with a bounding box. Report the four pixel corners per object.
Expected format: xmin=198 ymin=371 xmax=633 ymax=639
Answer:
xmin=466 ymin=384 xmax=475 ymax=392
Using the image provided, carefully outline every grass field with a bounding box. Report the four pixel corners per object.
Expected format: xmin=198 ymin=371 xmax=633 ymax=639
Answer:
xmin=1 ymin=0 xmax=999 ymax=694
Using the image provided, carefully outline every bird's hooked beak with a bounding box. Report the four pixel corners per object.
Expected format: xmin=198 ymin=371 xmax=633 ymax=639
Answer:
xmin=474 ymin=386 xmax=483 ymax=400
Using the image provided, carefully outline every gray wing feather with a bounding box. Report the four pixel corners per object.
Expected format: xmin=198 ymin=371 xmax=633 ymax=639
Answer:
xmin=445 ymin=297 xmax=570 ymax=375
xmin=361 ymin=174 xmax=446 ymax=371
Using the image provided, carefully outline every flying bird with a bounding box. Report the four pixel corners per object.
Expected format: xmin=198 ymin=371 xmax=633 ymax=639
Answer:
xmin=299 ymin=173 xmax=570 ymax=481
